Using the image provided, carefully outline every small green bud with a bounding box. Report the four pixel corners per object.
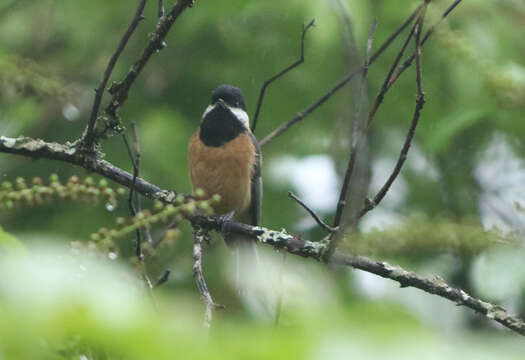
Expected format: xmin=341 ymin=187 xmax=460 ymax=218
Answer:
xmin=32 ymin=177 xmax=43 ymax=185
xmin=90 ymin=233 xmax=101 ymax=242
xmin=1 ymin=181 xmax=12 ymax=190
xmin=98 ymin=179 xmax=108 ymax=188
xmin=154 ymin=201 xmax=164 ymax=211
xmin=194 ymin=188 xmax=205 ymax=198
xmin=184 ymin=202 xmax=196 ymax=213
xmin=49 ymin=174 xmax=59 ymax=183
xmin=116 ymin=187 xmax=127 ymax=196
xmin=84 ymin=177 xmax=94 ymax=186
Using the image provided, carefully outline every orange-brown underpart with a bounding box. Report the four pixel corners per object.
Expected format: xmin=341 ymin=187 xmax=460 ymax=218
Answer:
xmin=188 ymin=130 xmax=256 ymax=217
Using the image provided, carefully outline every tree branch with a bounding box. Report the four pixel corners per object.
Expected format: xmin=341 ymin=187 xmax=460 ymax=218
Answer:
xmin=251 ymin=19 xmax=315 ymax=134
xmin=83 ymin=0 xmax=148 ymax=151
xmin=360 ymin=9 xmax=427 ymax=218
xmin=259 ymin=0 xmax=463 ymax=148
xmin=388 ymin=0 xmax=464 ymax=88
xmin=288 ymin=191 xmax=337 ymax=233
xmin=2 ymin=134 xmax=525 ymax=336
xmin=192 ymin=225 xmax=221 ymax=328
xmin=104 ymin=0 xmax=194 ymax=121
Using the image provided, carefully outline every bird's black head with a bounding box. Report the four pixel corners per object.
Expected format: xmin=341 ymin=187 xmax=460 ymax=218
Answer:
xmin=211 ymin=84 xmax=247 ymax=111
xmin=199 ymin=84 xmax=250 ymax=147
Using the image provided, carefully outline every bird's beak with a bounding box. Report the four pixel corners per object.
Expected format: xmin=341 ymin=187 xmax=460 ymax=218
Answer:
xmin=216 ymin=98 xmax=227 ymax=109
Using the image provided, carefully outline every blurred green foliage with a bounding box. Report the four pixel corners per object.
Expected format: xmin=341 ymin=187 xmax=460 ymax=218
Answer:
xmin=1 ymin=0 xmax=525 ymax=357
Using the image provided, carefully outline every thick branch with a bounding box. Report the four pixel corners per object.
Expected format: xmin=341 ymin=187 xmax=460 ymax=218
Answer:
xmin=0 ymin=136 xmax=166 ymax=199
xmin=2 ymin=134 xmax=525 ymax=336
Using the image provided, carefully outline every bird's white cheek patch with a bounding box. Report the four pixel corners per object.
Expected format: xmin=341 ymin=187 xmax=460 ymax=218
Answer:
xmin=202 ymin=105 xmax=214 ymax=119
xmin=231 ymin=107 xmax=250 ymax=129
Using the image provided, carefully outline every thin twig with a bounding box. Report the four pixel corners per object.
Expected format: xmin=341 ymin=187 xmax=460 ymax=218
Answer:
xmin=288 ymin=192 xmax=337 ymax=233
xmin=360 ymin=9 xmax=428 ymax=218
xmin=104 ymin=0 xmax=194 ymax=121
xmin=332 ymin=19 xmax=377 ymax=229
xmin=259 ymin=67 xmax=362 ymax=147
xmin=368 ymin=3 xmax=424 ymax=64
xmin=389 ymin=0 xmax=464 ymax=87
xmin=154 ymin=269 xmax=171 ymax=287
xmin=123 ymin=124 xmax=156 ymax=296
xmin=259 ymin=1 xmax=424 ymax=147
xmin=83 ymin=0 xmax=147 ymax=151
xmin=122 ymin=131 xmax=142 ymax=259
xmin=367 ymin=16 xmax=418 ymax=127
xmin=251 ymin=19 xmax=315 ymax=134
xmin=192 ymin=225 xmax=222 ymax=328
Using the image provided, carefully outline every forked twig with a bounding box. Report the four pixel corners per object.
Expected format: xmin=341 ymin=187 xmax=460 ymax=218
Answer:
xmin=259 ymin=67 xmax=362 ymax=147
xmin=83 ymin=0 xmax=147 ymax=151
xmin=367 ymin=15 xmax=418 ymax=127
xmin=104 ymin=0 xmax=195 ymax=120
xmin=360 ymin=8 xmax=428 ymax=218
xmin=389 ymin=0 xmax=464 ymax=87
xmin=251 ymin=19 xmax=315 ymax=134
xmin=259 ymin=2 xmax=425 ymax=147
xmin=288 ymin=192 xmax=337 ymax=233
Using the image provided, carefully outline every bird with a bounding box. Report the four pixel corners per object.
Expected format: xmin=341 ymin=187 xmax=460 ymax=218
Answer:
xmin=187 ymin=84 xmax=262 ymax=243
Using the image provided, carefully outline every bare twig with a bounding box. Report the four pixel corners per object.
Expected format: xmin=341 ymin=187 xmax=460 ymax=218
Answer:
xmin=192 ymin=225 xmax=222 ymax=328
xmin=360 ymin=9 xmax=427 ymax=218
xmin=123 ymin=123 xmax=155 ymax=294
xmin=259 ymin=1 xmax=423 ymax=147
xmin=260 ymin=0 xmax=463 ymax=148
xmin=82 ymin=0 xmax=147 ymax=151
xmin=154 ymin=269 xmax=171 ymax=287
xmin=288 ymin=192 xmax=337 ymax=233
xmin=122 ymin=128 xmax=142 ymax=259
xmin=259 ymin=67 xmax=362 ymax=147
xmin=104 ymin=0 xmax=194 ymax=121
xmin=332 ymin=19 xmax=377 ymax=229
xmin=251 ymin=19 xmax=315 ymax=134
xmin=367 ymin=16 xmax=418 ymax=127
xmin=3 ymin=135 xmax=525 ymax=336
xmin=389 ymin=0 xmax=464 ymax=87
xmin=368 ymin=3 xmax=424 ymax=64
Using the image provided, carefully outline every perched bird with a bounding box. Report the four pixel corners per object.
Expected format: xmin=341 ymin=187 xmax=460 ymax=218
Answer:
xmin=187 ymin=84 xmax=262 ymax=237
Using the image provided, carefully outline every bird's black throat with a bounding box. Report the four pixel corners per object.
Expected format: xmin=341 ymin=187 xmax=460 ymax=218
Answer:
xmin=199 ymin=105 xmax=245 ymax=147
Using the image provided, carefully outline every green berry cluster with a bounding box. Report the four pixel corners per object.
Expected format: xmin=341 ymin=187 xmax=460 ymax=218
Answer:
xmin=90 ymin=194 xmax=220 ymax=251
xmin=0 ymin=174 xmax=127 ymax=210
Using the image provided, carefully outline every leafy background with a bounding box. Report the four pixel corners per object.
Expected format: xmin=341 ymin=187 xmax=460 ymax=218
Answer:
xmin=1 ymin=0 xmax=525 ymax=358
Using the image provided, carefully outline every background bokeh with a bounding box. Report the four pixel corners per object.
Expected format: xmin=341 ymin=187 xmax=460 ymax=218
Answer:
xmin=1 ymin=0 xmax=525 ymax=358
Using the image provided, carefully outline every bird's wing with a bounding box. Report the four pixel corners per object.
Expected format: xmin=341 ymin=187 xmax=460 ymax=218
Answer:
xmin=247 ymin=131 xmax=262 ymax=226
